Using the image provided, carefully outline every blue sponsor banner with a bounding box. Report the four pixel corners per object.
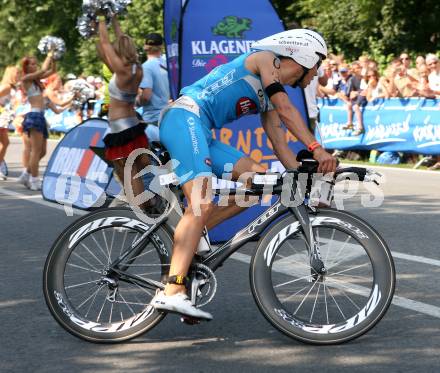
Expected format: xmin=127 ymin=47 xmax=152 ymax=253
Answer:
xmin=42 ymin=119 xmax=112 ymax=209
xmin=163 ymin=0 xmax=185 ymax=100
xmin=317 ymin=98 xmax=440 ymax=155
xmin=179 ymin=0 xmax=308 ymax=242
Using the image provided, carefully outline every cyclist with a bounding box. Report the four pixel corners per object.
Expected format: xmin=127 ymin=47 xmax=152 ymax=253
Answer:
xmin=151 ymin=29 xmax=337 ymax=320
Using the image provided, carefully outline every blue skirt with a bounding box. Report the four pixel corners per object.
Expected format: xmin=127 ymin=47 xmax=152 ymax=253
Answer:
xmin=23 ymin=112 xmax=48 ymax=139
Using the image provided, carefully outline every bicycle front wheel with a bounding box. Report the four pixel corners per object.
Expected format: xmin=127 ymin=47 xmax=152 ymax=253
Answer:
xmin=43 ymin=208 xmax=172 ymax=343
xmin=250 ymin=209 xmax=395 ymax=345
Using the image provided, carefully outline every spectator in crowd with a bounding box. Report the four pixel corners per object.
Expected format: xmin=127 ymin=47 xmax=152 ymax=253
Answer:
xmin=381 ymin=66 xmax=398 ymax=97
xmin=415 ymin=55 xmax=425 ymax=70
xmin=426 ymin=54 xmax=440 ymax=96
xmin=328 ymin=58 xmax=341 ymax=86
xmin=365 ymin=69 xmax=390 ymax=101
xmin=0 ymin=66 xmax=20 ymax=180
xmin=304 ymin=65 xmax=328 ymax=131
xmin=359 ymin=55 xmax=369 ymax=76
xmin=393 ymin=63 xmax=418 ymax=97
xmin=63 ymin=73 xmax=77 ymax=91
xmin=137 ymin=33 xmax=170 ymax=142
xmin=399 ymin=52 xmax=418 ymax=78
xmin=413 ymin=65 xmax=436 ymax=98
xmin=328 ymin=64 xmax=357 ymax=130
xmin=94 ymin=77 xmax=105 ymax=100
xmin=368 ymin=59 xmax=378 ymax=71
xmin=45 ymin=73 xmax=73 ymax=107
xmin=348 ymin=61 xmax=367 ymax=135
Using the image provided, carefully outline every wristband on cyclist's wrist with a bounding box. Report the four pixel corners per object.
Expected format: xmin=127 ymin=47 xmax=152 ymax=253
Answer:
xmin=307 ymin=141 xmax=322 ymax=152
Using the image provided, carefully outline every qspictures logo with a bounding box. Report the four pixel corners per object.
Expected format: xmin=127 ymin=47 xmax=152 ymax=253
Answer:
xmin=212 ymin=16 xmax=252 ymax=39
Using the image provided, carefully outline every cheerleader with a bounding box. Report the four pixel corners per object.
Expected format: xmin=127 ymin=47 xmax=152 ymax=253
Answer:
xmin=0 ymin=66 xmax=19 ymax=180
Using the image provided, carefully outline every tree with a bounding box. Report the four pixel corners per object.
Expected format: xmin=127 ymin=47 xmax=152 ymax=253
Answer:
xmin=0 ymin=0 xmax=164 ymax=76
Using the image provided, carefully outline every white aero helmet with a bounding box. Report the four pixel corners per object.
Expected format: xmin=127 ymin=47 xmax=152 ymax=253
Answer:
xmin=252 ymin=29 xmax=327 ymax=69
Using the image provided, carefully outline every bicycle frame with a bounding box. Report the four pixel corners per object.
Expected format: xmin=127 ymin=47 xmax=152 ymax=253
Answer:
xmin=108 ymin=171 xmax=323 ymax=288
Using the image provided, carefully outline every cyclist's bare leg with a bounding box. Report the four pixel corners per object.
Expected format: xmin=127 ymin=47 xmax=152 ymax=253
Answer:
xmin=165 ymin=176 xmax=213 ymax=296
xmin=113 ymin=154 xmax=153 ymax=209
xmin=207 ymin=157 xmax=266 ymax=229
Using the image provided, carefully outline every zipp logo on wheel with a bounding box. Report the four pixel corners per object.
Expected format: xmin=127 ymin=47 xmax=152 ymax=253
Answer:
xmin=68 ymin=217 xmax=150 ymax=248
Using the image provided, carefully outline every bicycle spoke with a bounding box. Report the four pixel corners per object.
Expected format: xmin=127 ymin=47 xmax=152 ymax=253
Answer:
xmin=72 ymin=252 xmax=100 ymax=272
xmin=119 ymin=229 xmax=128 ymax=256
xmin=274 ymin=274 xmax=312 ymax=288
xmin=77 ymin=284 xmax=105 ymax=310
xmin=309 ymin=283 xmax=322 ymax=322
xmin=328 ymin=262 xmax=370 ymax=277
xmin=101 ymin=230 xmax=111 ymax=265
xmin=65 ymin=279 xmax=99 ymax=290
xmin=323 ymin=283 xmax=329 ymax=324
xmin=66 ymin=262 xmax=101 ymax=275
xmin=85 ymin=285 xmax=103 ymax=317
xmin=326 ymin=285 xmax=346 ymax=319
xmin=324 ymin=229 xmax=336 ymax=263
xmin=108 ymin=228 xmax=116 ymax=262
xmin=118 ymin=292 xmax=136 ymax=316
xmin=112 ymin=300 xmax=149 ymax=306
xmin=279 ymin=285 xmax=309 ymax=303
xmin=327 ymin=236 xmax=351 ymax=268
xmin=339 ymin=287 xmax=361 ymax=311
xmin=131 ymin=279 xmax=154 ymax=297
xmin=109 ymin=302 xmax=114 ymax=324
xmin=96 ymin=292 xmax=108 ymax=322
xmin=80 ymin=242 xmax=105 ymax=266
xmin=91 ymin=234 xmax=110 ymax=264
xmin=293 ymin=280 xmax=318 ymax=316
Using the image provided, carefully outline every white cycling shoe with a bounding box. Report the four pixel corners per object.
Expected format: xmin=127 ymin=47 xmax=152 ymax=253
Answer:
xmin=151 ymin=291 xmax=213 ymax=321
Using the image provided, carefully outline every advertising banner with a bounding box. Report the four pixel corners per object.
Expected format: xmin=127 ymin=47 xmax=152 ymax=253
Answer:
xmin=317 ymin=98 xmax=440 ymax=155
xmin=42 ymin=119 xmax=112 ymax=210
xmin=163 ymin=0 xmax=185 ymax=100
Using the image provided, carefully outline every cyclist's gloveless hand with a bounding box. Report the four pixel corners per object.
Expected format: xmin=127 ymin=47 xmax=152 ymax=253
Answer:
xmin=313 ymin=147 xmax=337 ymax=174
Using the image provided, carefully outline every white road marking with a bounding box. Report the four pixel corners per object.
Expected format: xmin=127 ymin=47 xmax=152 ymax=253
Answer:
xmin=392 ymin=251 xmax=440 ymax=267
xmin=0 ymin=185 xmax=86 ymax=216
xmin=2 ymin=184 xmax=440 ymax=319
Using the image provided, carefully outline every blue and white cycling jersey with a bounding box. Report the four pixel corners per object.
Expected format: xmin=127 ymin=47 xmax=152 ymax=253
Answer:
xmin=160 ymin=51 xmax=274 ymax=185
xmin=181 ymin=52 xmax=274 ymax=129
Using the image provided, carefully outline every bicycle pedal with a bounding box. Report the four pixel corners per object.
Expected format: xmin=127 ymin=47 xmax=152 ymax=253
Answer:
xmin=180 ymin=315 xmax=202 ymax=325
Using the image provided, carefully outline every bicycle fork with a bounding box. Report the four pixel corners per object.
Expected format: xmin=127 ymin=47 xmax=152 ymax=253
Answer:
xmin=290 ymin=205 xmax=327 ymax=280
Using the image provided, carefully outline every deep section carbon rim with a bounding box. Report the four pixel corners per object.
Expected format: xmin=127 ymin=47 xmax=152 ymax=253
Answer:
xmin=44 ymin=211 xmax=171 ymax=341
xmin=251 ymin=212 xmax=395 ymax=344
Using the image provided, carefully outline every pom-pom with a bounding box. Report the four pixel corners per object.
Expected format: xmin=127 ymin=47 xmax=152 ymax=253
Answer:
xmin=77 ymin=0 xmax=133 ymax=38
xmin=38 ymin=36 xmax=66 ymax=60
xmin=70 ymin=80 xmax=96 ymax=110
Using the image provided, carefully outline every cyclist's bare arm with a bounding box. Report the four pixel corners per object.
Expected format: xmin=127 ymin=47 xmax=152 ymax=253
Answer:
xmin=254 ymin=52 xmax=316 ymax=147
xmin=261 ymin=110 xmax=299 ymax=169
xmin=253 ymin=51 xmax=337 ymax=173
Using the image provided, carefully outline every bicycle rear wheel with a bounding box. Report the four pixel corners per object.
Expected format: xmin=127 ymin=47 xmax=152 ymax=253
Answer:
xmin=43 ymin=208 xmax=172 ymax=343
xmin=250 ymin=209 xmax=395 ymax=345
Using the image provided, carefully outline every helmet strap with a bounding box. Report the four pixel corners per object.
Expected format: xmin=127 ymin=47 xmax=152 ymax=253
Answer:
xmin=291 ymin=66 xmax=309 ymax=88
